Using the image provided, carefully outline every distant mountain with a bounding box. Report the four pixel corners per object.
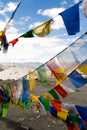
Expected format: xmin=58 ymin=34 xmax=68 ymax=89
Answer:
xmin=0 ymin=62 xmax=42 ymax=71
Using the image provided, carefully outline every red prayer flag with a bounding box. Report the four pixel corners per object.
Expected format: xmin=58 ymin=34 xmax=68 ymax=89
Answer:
xmin=67 ymin=123 xmax=80 ymax=130
xmin=54 ymin=84 xmax=68 ymax=98
xmin=51 ymin=100 xmax=62 ymax=111
xmin=10 ymin=38 xmax=18 ymax=46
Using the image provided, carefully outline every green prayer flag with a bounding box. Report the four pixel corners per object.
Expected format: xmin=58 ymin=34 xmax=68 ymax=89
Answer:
xmin=20 ymin=30 xmax=34 ymax=38
xmin=67 ymin=113 xmax=79 ymax=124
xmin=39 ymin=96 xmax=50 ymax=111
xmin=25 ymin=100 xmax=32 ymax=109
xmin=37 ymin=65 xmax=48 ymax=86
xmin=1 ymin=102 xmax=10 ymax=117
xmin=49 ymin=89 xmax=60 ymax=100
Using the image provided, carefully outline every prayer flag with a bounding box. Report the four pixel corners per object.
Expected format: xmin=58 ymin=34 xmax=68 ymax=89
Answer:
xmin=59 ymin=2 xmax=81 ymax=35
xmin=46 ymin=58 xmax=66 ymax=82
xmin=77 ymin=59 xmax=87 ymax=75
xmin=50 ymin=106 xmax=57 ymax=117
xmin=37 ymin=65 xmax=48 ymax=86
xmin=22 ymin=93 xmax=29 ymax=103
xmin=67 ymin=123 xmax=80 ymax=130
xmin=10 ymin=38 xmax=18 ymax=46
xmin=24 ymin=100 xmax=32 ymax=109
xmin=20 ymin=30 xmax=34 ymax=38
xmin=57 ymin=108 xmax=68 ymax=121
xmin=29 ymin=71 xmax=36 ymax=90
xmin=67 ymin=112 xmax=79 ymax=124
xmin=22 ymin=76 xmax=29 ymax=93
xmin=1 ymin=102 xmax=10 ymax=117
xmin=75 ymin=105 xmax=87 ymax=121
xmin=51 ymin=100 xmax=62 ymax=111
xmin=48 ymin=89 xmax=60 ymax=100
xmin=39 ymin=96 xmax=50 ymax=111
xmin=33 ymin=20 xmax=52 ymax=37
xmin=68 ymin=69 xmax=87 ymax=88
xmin=30 ymin=94 xmax=39 ymax=102
xmin=54 ymin=84 xmax=68 ymax=98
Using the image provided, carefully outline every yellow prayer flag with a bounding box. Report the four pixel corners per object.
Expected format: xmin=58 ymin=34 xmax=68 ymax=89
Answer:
xmin=57 ymin=108 xmax=68 ymax=121
xmin=77 ymin=65 xmax=87 ymax=75
xmin=29 ymin=71 xmax=36 ymax=90
xmin=33 ymin=20 xmax=52 ymax=37
xmin=30 ymin=94 xmax=39 ymax=102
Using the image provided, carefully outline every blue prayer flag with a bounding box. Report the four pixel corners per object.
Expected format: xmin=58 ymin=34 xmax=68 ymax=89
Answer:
xmin=22 ymin=76 xmax=29 ymax=92
xmin=75 ymin=105 xmax=87 ymax=121
xmin=68 ymin=69 xmax=87 ymax=88
xmin=59 ymin=2 xmax=81 ymax=35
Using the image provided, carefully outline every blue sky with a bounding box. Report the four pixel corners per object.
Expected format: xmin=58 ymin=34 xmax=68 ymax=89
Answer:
xmin=0 ymin=0 xmax=87 ymax=64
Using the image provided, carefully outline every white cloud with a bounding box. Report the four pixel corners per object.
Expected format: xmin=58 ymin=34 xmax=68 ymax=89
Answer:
xmin=29 ymin=8 xmax=65 ymax=30
xmin=37 ymin=7 xmax=65 ymax=17
xmin=0 ymin=36 xmax=71 ymax=63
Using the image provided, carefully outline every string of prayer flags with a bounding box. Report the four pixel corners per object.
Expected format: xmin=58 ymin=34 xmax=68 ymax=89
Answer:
xmin=33 ymin=20 xmax=52 ymax=37
xmin=68 ymin=69 xmax=87 ymax=88
xmin=54 ymin=84 xmax=68 ymax=98
xmin=82 ymin=0 xmax=87 ymax=18
xmin=37 ymin=65 xmax=49 ymax=86
xmin=59 ymin=1 xmax=81 ymax=35
xmin=75 ymin=105 xmax=87 ymax=122
xmin=28 ymin=71 xmax=36 ymax=90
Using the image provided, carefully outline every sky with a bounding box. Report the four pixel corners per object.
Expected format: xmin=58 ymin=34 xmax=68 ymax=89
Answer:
xmin=0 ymin=0 xmax=87 ymax=64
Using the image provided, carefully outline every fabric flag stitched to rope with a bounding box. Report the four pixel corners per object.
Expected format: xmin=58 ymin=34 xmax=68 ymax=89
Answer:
xmin=77 ymin=59 xmax=87 ymax=75
xmin=28 ymin=71 xmax=36 ymax=90
xmin=59 ymin=1 xmax=81 ymax=35
xmin=33 ymin=20 xmax=52 ymax=37
xmin=37 ymin=65 xmax=49 ymax=86
xmin=9 ymin=38 xmax=19 ymax=47
xmin=75 ymin=105 xmax=87 ymax=122
xmin=46 ymin=58 xmax=66 ymax=83
xmin=68 ymin=68 xmax=87 ymax=88
xmin=19 ymin=30 xmax=34 ymax=38
xmin=22 ymin=76 xmax=29 ymax=93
